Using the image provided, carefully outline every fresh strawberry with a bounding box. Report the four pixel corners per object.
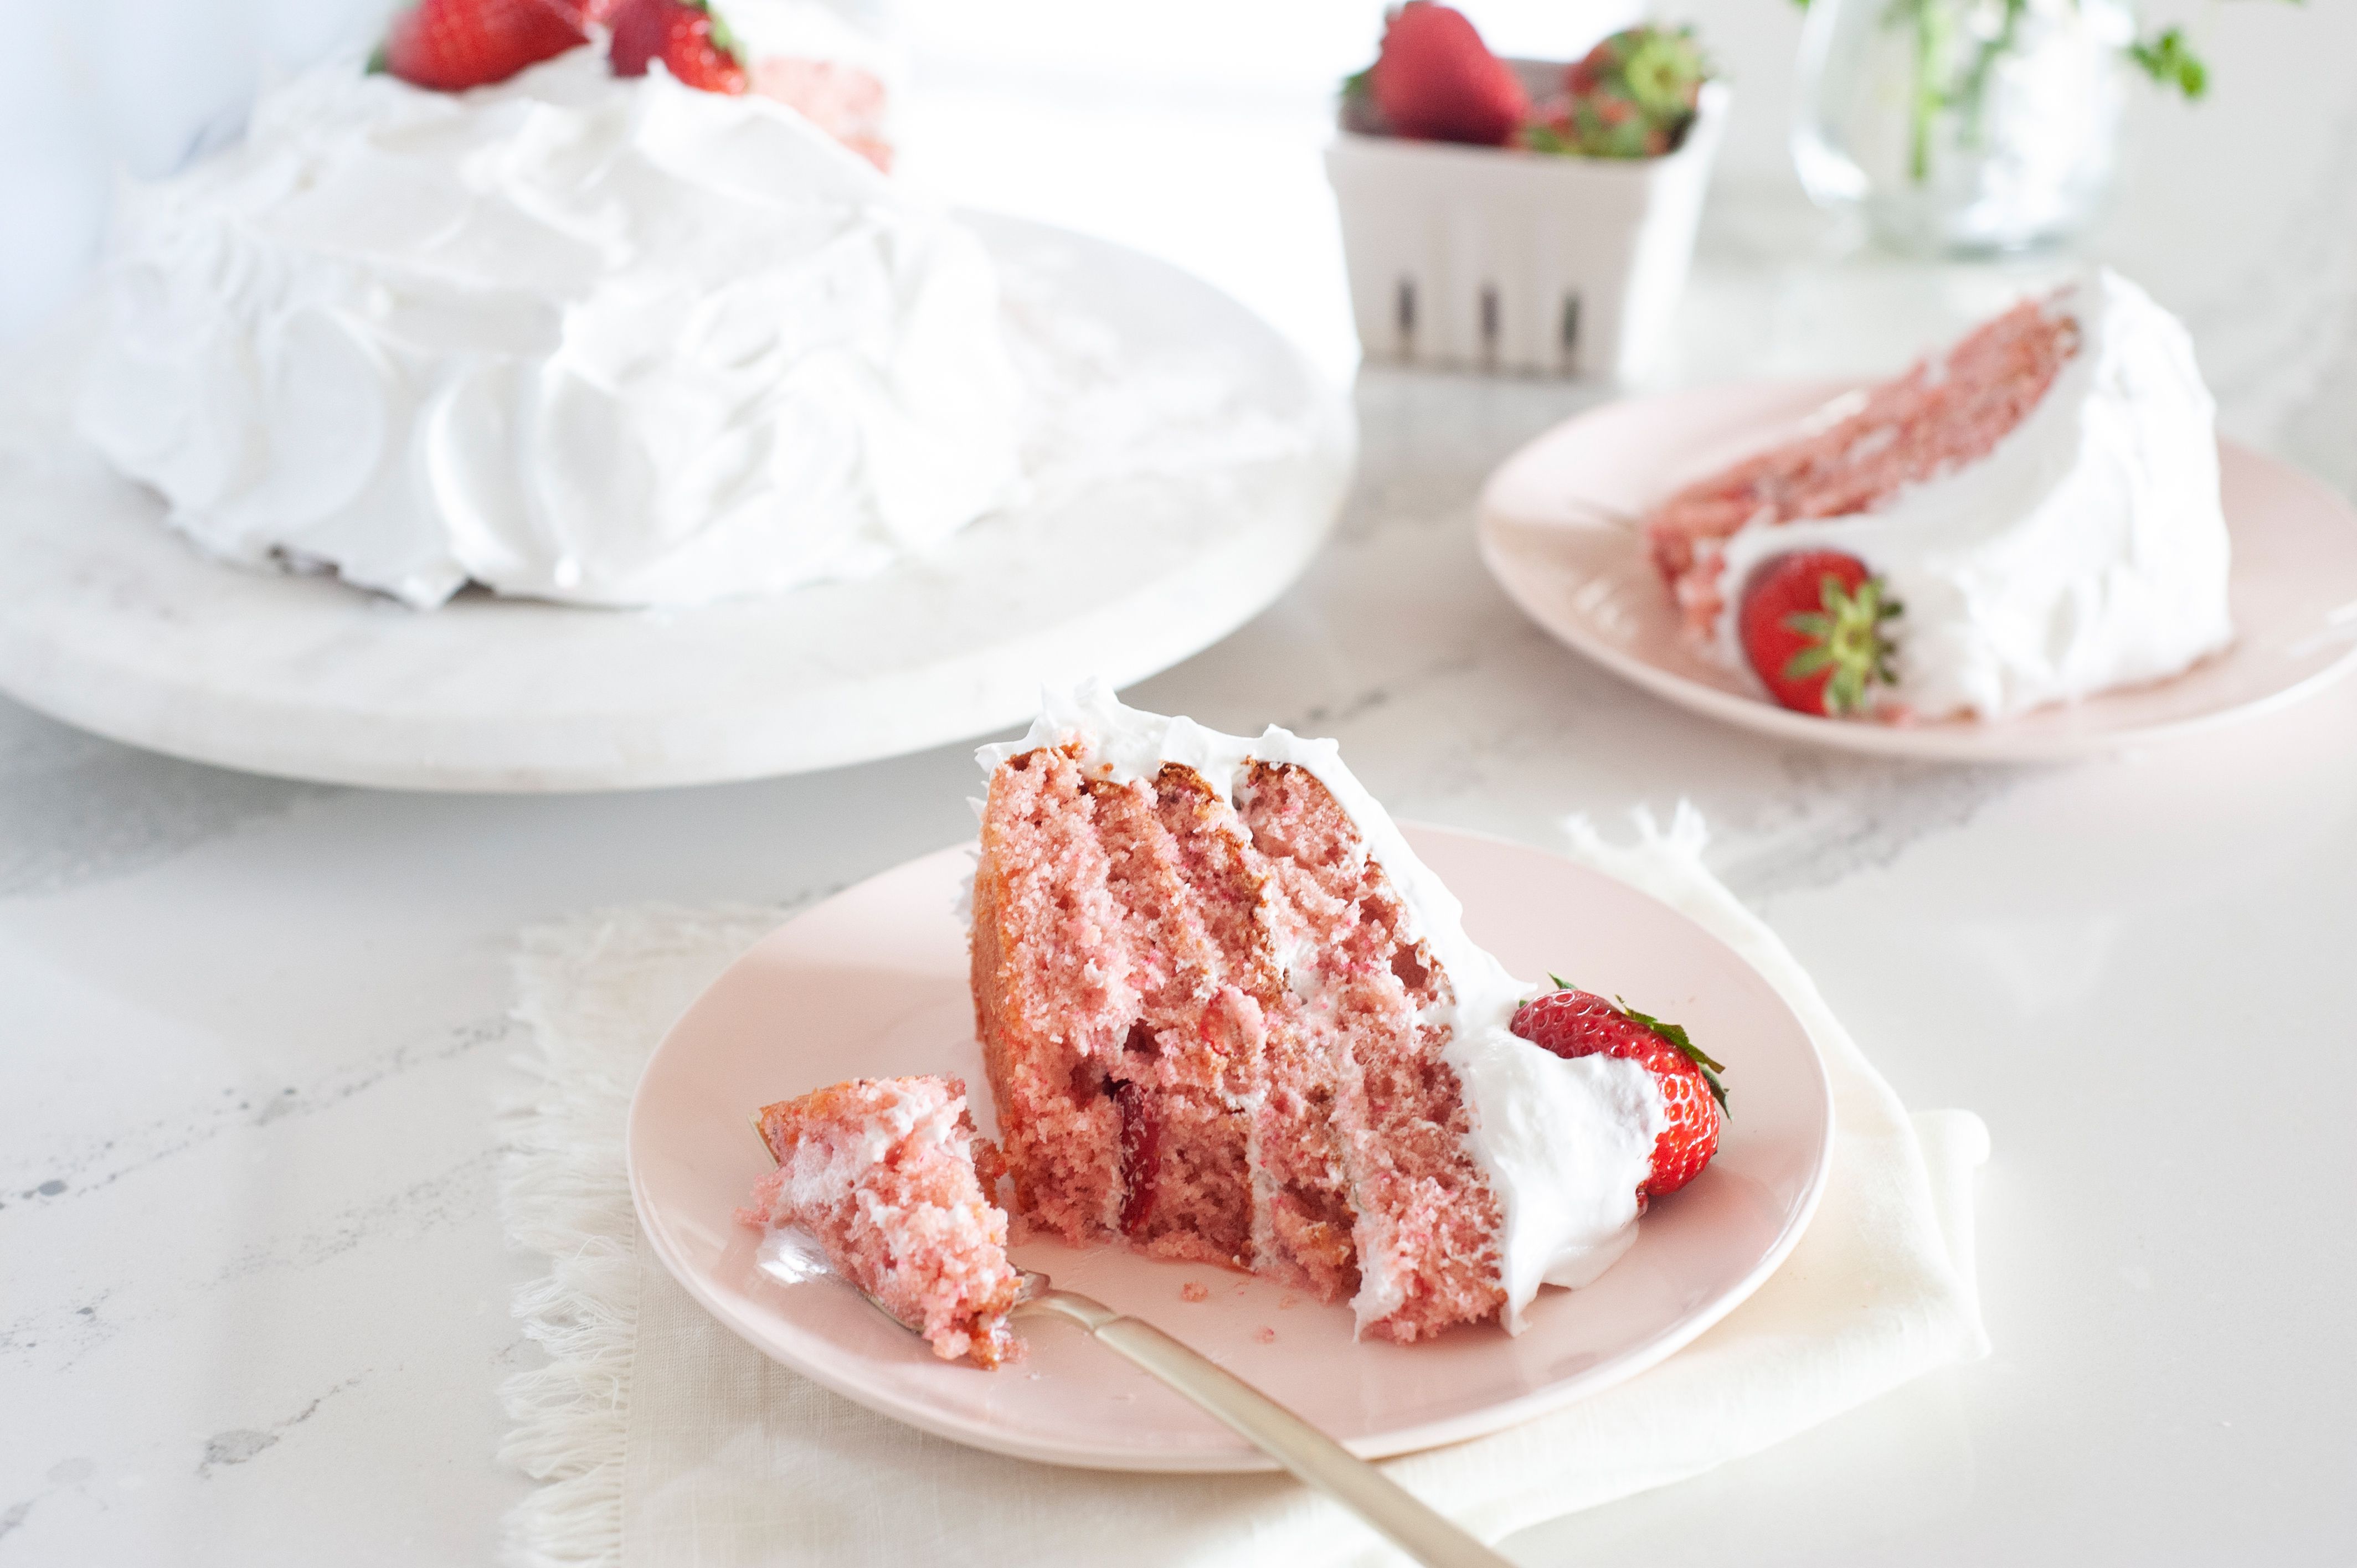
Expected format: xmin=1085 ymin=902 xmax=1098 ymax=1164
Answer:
xmin=609 ymin=0 xmax=748 ymax=94
xmin=1368 ymin=2 xmax=1530 ymax=146
xmin=376 ymin=0 xmax=587 ymax=92
xmin=1737 ymin=550 xmax=1901 ymax=716
xmin=1510 ymin=982 xmax=1725 ymax=1198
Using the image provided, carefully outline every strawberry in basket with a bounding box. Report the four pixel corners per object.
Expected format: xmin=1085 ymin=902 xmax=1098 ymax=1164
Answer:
xmin=1526 ymin=27 xmax=1710 ymax=159
xmin=1344 ymin=3 xmax=1528 ymax=146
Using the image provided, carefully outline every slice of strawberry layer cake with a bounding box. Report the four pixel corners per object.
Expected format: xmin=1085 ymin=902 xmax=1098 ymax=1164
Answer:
xmin=969 ymin=684 xmax=1711 ymax=1343
xmin=740 ymin=1076 xmax=1023 ymax=1367
xmin=1645 ymin=269 xmax=2231 ymax=721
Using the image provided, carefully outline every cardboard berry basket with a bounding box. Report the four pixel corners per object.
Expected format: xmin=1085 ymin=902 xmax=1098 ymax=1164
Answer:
xmin=1325 ymin=73 xmax=1729 ymax=383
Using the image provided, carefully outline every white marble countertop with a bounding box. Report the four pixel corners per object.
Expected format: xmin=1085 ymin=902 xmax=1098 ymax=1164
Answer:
xmin=7 ymin=8 xmax=2357 ymax=1564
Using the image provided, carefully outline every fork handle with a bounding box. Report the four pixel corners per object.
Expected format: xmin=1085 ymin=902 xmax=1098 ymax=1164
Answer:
xmin=1020 ymin=1289 xmax=1515 ymax=1568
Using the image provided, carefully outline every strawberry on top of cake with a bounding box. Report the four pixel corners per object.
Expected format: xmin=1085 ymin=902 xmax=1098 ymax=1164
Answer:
xmin=386 ymin=0 xmax=897 ymax=165
xmin=740 ymin=1075 xmax=1023 ymax=1367
xmin=1645 ymin=269 xmax=2232 ymax=722
xmin=967 ymin=684 xmax=1723 ymax=1342
xmin=74 ymin=0 xmax=1002 ymax=611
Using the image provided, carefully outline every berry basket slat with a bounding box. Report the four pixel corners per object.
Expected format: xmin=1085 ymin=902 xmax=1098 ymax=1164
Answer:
xmin=1326 ymin=78 xmax=1727 ymax=383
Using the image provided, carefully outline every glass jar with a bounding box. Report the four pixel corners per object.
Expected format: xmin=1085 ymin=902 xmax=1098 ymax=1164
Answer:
xmin=1792 ymin=0 xmax=2135 ymax=255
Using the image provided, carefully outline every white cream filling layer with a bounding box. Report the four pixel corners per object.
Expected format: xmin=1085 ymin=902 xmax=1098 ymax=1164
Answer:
xmin=75 ymin=45 xmax=1020 ymax=609
xmin=1711 ymin=269 xmax=2233 ymax=721
xmin=979 ymin=683 xmax=1665 ymax=1334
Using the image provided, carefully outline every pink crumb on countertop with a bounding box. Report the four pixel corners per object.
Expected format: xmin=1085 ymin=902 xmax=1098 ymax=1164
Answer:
xmin=1255 ymin=1327 xmax=1278 ymax=1345
xmin=1180 ymin=1281 xmax=1210 ymax=1302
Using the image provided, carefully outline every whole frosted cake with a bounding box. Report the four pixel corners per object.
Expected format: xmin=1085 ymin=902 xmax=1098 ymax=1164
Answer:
xmin=75 ymin=30 xmax=1019 ymax=609
xmin=1645 ymin=269 xmax=2232 ymax=721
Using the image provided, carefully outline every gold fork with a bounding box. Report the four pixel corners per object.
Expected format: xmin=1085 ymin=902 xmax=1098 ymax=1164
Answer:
xmin=868 ymin=1267 xmax=1511 ymax=1568
xmin=754 ymin=1121 xmax=1510 ymax=1566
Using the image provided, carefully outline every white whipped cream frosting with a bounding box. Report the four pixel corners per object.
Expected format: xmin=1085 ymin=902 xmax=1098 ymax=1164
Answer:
xmin=74 ymin=46 xmax=1020 ymax=608
xmin=979 ymin=683 xmax=1665 ymax=1335
xmin=1712 ymin=269 xmax=2233 ymax=721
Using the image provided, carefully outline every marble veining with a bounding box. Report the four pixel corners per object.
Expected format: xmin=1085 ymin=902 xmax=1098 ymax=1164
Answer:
xmin=212 ymin=1149 xmax=501 ymax=1287
xmin=1707 ymin=757 xmax=2021 ymax=903
xmin=0 ymin=702 xmax=332 ymax=899
xmin=3 ymin=1014 xmax=513 ymax=1210
xmin=195 ymin=1377 xmax=364 ymax=1478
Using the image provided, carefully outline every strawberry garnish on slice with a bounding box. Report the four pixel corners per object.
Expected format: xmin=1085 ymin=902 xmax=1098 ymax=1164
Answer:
xmin=1368 ymin=2 xmax=1530 ymax=147
xmin=1510 ymin=981 xmax=1726 ymax=1198
xmin=609 ymin=0 xmax=749 ymax=95
xmin=1738 ymin=550 xmax=1901 ymax=716
xmin=375 ymin=0 xmax=588 ymax=92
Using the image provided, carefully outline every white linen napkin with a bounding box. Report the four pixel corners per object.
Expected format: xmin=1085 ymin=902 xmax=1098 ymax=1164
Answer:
xmin=499 ymin=808 xmax=1989 ymax=1567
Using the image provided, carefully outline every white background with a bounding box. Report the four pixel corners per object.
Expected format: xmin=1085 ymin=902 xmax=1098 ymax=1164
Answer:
xmin=5 ymin=0 xmax=2352 ymax=375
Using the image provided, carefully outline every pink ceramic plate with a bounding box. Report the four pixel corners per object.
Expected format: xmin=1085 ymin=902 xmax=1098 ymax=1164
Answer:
xmin=1479 ymin=380 xmax=2357 ymax=761
xmin=627 ymin=825 xmax=1834 ymax=1472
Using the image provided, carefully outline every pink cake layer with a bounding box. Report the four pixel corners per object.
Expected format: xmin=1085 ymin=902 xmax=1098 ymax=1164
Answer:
xmin=971 ymin=742 xmax=1505 ymax=1344
xmin=1645 ymin=293 xmax=2082 ymax=633
xmin=741 ymin=1076 xmax=1022 ymax=1368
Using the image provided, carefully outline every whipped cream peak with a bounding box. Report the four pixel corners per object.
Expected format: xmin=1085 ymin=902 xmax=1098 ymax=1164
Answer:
xmin=982 ymin=683 xmax=1665 ymax=1333
xmin=75 ymin=45 xmax=1020 ymax=608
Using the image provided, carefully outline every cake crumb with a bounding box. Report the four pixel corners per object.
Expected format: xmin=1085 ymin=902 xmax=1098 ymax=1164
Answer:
xmin=1278 ymin=1293 xmax=1298 ymax=1310
xmin=1254 ymin=1327 xmax=1278 ymax=1345
xmin=1180 ymin=1281 xmax=1210 ymax=1303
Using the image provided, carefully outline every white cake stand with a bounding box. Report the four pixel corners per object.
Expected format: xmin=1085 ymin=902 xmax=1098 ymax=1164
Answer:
xmin=0 ymin=215 xmax=1354 ymax=792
